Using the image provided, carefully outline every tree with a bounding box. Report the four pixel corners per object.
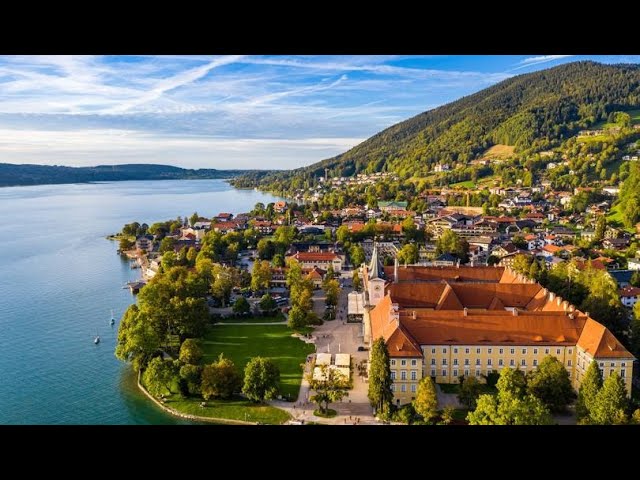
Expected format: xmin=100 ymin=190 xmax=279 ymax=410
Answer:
xmin=396 ymin=243 xmax=419 ymax=265
xmin=576 ymin=359 xmax=604 ymax=422
xmin=594 ymin=215 xmax=606 ymax=242
xmin=211 ymin=266 xmax=233 ymax=307
xmin=179 ymin=364 xmax=202 ymax=396
xmin=115 ymin=304 xmax=161 ymax=371
xmin=143 ymin=357 xmax=179 ymax=397
xmin=273 ymin=225 xmax=296 ymax=246
xmin=368 ymin=338 xmax=394 ymax=416
xmin=159 ymin=236 xmax=176 ymax=254
xmin=251 ymin=260 xmax=272 ymax=293
xmin=272 ymin=253 xmax=285 ymax=268
xmin=631 ymin=409 xmax=640 ymax=425
xmin=350 ymin=245 xmax=365 ymax=267
xmin=458 ymin=376 xmax=483 ymax=410
xmin=161 ymin=251 xmax=177 ymax=271
xmin=119 ymin=237 xmax=134 ymax=251
xmin=352 ymin=269 xmax=362 ymax=292
xmin=526 ymin=355 xmax=574 ymax=412
xmin=287 ymin=305 xmax=308 ymax=329
xmin=467 ymin=368 xmax=553 ymax=425
xmin=242 ymin=357 xmax=280 ymax=403
xmin=178 ymin=338 xmax=203 ymax=365
xmin=307 ymin=365 xmax=349 ymax=414
xmin=189 ymin=212 xmax=199 ymax=227
xmin=435 ymin=229 xmax=468 ymax=261
xmin=186 ymin=247 xmax=198 ymax=267
xmin=630 ymin=270 xmax=640 ymax=288
xmin=589 ymin=372 xmax=628 ymax=425
xmin=232 ymin=296 xmax=251 ymax=315
xmin=336 ymin=225 xmax=351 ymax=244
xmin=413 ymin=376 xmax=438 ymax=422
xmin=259 ymin=294 xmax=278 ymax=315
xmin=323 ymin=278 xmax=340 ymax=307
xmin=201 ymin=354 xmax=242 ymax=400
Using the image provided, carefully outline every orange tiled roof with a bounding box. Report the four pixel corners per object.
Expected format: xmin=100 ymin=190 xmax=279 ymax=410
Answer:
xmin=289 ymin=252 xmax=339 ymax=262
xmin=577 ymin=318 xmax=632 ymax=358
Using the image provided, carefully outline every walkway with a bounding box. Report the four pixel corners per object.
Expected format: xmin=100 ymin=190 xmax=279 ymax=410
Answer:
xmin=435 ymin=384 xmax=462 ymax=409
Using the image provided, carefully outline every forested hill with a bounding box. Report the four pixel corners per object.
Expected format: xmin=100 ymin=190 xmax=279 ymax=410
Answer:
xmin=0 ymin=163 xmax=269 ymax=187
xmin=231 ymin=61 xmax=640 ymax=189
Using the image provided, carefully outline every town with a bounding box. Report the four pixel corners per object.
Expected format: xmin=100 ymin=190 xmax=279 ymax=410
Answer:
xmin=113 ymin=151 xmax=640 ymax=424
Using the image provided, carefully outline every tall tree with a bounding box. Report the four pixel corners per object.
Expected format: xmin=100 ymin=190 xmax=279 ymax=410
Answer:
xmin=242 ymin=357 xmax=280 ymax=403
xmin=232 ymin=296 xmax=251 ymax=315
xmin=352 ymin=269 xmax=362 ymax=292
xmin=307 ymin=365 xmax=349 ymax=414
xmin=396 ymin=243 xmax=419 ymax=265
xmin=251 ymin=260 xmax=272 ymax=293
xmin=576 ymin=359 xmax=604 ymax=422
xmin=143 ymin=357 xmax=179 ymax=397
xmin=323 ymin=278 xmax=340 ymax=307
xmin=201 ymin=354 xmax=242 ymax=400
xmin=594 ymin=215 xmax=606 ymax=242
xmin=189 ymin=212 xmax=200 ymax=226
xmin=350 ymin=245 xmax=365 ymax=267
xmin=526 ymin=355 xmax=574 ymax=412
xmin=179 ymin=364 xmax=202 ymax=396
xmin=589 ymin=372 xmax=628 ymax=425
xmin=368 ymin=338 xmax=394 ymax=416
xmin=259 ymin=294 xmax=278 ymax=316
xmin=496 ymin=367 xmax=527 ymax=399
xmin=115 ymin=304 xmax=161 ymax=371
xmin=458 ymin=376 xmax=483 ymax=410
xmin=413 ymin=376 xmax=438 ymax=422
xmin=178 ymin=338 xmax=203 ymax=365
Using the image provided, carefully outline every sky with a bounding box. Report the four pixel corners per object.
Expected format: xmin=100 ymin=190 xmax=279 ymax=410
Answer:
xmin=0 ymin=54 xmax=638 ymax=170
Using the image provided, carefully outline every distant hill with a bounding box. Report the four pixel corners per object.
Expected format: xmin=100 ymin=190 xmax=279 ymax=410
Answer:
xmin=0 ymin=163 xmax=270 ymax=187
xmin=231 ymin=61 xmax=640 ymax=189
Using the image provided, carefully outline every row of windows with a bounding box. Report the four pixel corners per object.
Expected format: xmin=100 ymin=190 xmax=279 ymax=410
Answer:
xmin=390 ymin=371 xmax=419 ymax=381
xmin=429 ymin=358 xmax=571 ymax=367
xmin=429 ymin=347 xmax=568 ymax=355
xmin=391 ymin=384 xmax=417 ymax=393
xmin=390 ymin=359 xmax=419 ymax=367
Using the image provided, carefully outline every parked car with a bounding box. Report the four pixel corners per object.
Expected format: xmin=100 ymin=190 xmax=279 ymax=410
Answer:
xmin=357 ymin=346 xmax=368 ymax=352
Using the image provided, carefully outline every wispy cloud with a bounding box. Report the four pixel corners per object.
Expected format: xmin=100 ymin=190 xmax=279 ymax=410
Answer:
xmin=512 ymin=55 xmax=574 ymax=70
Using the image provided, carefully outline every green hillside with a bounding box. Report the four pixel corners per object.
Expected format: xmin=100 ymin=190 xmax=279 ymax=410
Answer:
xmin=231 ymin=61 xmax=640 ymax=190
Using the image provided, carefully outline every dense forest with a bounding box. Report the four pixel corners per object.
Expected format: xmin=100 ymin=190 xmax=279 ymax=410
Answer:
xmin=0 ymin=163 xmax=266 ymax=187
xmin=232 ymin=61 xmax=640 ymax=190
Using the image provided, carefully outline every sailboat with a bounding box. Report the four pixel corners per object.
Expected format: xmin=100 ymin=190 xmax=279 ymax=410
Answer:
xmin=94 ymin=331 xmax=101 ymax=345
xmin=110 ymin=309 xmax=115 ymax=326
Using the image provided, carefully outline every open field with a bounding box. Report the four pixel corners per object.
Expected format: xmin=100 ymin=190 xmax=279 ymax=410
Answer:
xmin=164 ymin=395 xmax=291 ymax=424
xmin=201 ymin=324 xmax=315 ymax=398
xmin=449 ymin=180 xmax=476 ymax=189
xmin=480 ymin=144 xmax=515 ymax=161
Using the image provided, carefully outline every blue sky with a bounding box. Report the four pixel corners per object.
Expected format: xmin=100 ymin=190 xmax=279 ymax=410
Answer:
xmin=0 ymin=54 xmax=637 ymax=170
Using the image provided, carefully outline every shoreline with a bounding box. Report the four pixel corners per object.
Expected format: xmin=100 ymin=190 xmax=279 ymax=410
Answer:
xmin=136 ymin=370 xmax=257 ymax=426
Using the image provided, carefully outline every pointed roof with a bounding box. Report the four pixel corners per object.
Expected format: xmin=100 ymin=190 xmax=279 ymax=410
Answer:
xmin=577 ymin=318 xmax=633 ymax=359
xmin=368 ymin=243 xmax=383 ymax=280
xmin=435 ymin=283 xmax=464 ymax=310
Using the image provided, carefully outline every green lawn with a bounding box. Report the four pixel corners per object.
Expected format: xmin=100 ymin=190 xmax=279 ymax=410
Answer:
xmin=449 ymin=180 xmax=476 ymax=189
xmin=201 ymin=324 xmax=315 ymax=398
xmin=217 ymin=314 xmax=286 ymax=324
xmin=577 ymin=134 xmax=610 ymax=143
xmin=606 ymin=204 xmax=635 ymax=233
xmin=165 ymin=395 xmax=291 ymax=424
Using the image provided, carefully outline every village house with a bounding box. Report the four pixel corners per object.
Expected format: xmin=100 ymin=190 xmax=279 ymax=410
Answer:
xmin=620 ymin=286 xmax=640 ymax=308
xmin=286 ymin=251 xmax=344 ymax=272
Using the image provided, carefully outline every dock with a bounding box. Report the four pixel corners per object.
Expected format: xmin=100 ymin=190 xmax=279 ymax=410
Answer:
xmin=123 ymin=280 xmax=147 ymax=294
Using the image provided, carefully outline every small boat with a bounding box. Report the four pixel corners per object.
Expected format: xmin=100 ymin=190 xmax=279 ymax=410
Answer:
xmin=94 ymin=335 xmax=100 ymax=345
xmin=110 ymin=309 xmax=115 ymax=326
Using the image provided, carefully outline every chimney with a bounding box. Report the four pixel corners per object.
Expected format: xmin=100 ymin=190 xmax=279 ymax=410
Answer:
xmin=549 ymin=292 xmax=555 ymax=301
xmin=463 ymin=307 xmax=468 ymax=317
xmin=394 ymin=257 xmax=399 ymax=283
xmin=512 ymin=308 xmax=519 ymax=316
xmin=412 ymin=310 xmax=416 ymax=320
xmin=585 ymin=311 xmax=590 ymax=318
xmin=562 ymin=300 xmax=569 ymax=312
xmin=556 ymin=297 xmax=562 ymax=307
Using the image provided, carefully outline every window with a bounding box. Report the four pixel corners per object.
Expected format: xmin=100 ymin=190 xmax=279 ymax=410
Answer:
xmin=568 ymin=349 xmax=572 ymax=354
xmin=401 ymin=384 xmax=406 ymax=392
xmin=522 ymin=348 xmax=527 ymax=354
xmin=488 ymin=348 xmax=492 ymax=354
xmin=411 ymin=384 xmax=416 ymax=393
xmin=533 ymin=359 xmax=538 ymax=366
xmin=453 ymin=348 xmax=458 ymax=354
xmin=391 ymin=371 xmax=396 ymax=380
xmin=533 ymin=348 xmax=538 ymax=355
xmin=499 ymin=348 xmax=504 ymax=355
xmin=476 ymin=359 xmax=481 ymax=366
xmin=431 ymin=348 xmax=435 ymax=354
xmin=610 ymin=369 xmax=614 ymax=377
xmin=464 ymin=359 xmax=469 ymax=366
xmin=476 ymin=348 xmax=481 ymax=354
xmin=453 ymin=359 xmax=458 ymax=366
xmin=545 ymin=348 xmax=549 ymax=355
xmin=622 ymin=362 xmax=626 ymax=367
xmin=453 ymin=369 xmax=458 ymax=377
xmin=401 ymin=371 xmax=407 ymax=380
xmin=431 ymin=359 xmax=436 ymax=365
xmin=465 ymin=348 xmax=470 ymax=354
xmin=411 ymin=359 xmax=417 ymax=366
xmin=464 ymin=370 xmax=469 ymax=377
xmin=411 ymin=370 xmax=417 ymax=380
xmin=499 ymin=359 xmax=504 ymax=366
xmin=510 ymin=359 xmax=515 ymax=366
xmin=475 ymin=370 xmax=481 ymax=377
xmin=487 ymin=359 xmax=492 ymax=366
xmin=621 ymin=369 xmax=626 ymax=378
xmin=442 ymin=359 xmax=447 ymax=366
xmin=401 ymin=360 xmax=407 ymax=366
xmin=521 ymin=359 xmax=526 ymax=366
xmin=610 ymin=362 xmax=615 ymax=367
xmin=431 ymin=369 xmax=436 ymax=377
xmin=391 ymin=384 xmax=396 ymax=391
xmin=599 ymin=362 xmax=604 ymax=367
xmin=556 ymin=349 xmax=561 ymax=355
xmin=442 ymin=370 xmax=446 ymax=377
xmin=391 ymin=360 xmax=396 ymax=366
xmin=442 ymin=348 xmax=447 ymax=354
xmin=567 ymin=360 xmax=572 ymax=367
xmin=510 ymin=348 xmax=515 ymax=355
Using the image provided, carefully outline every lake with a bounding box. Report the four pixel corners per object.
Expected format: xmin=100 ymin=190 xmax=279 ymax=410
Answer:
xmin=0 ymin=179 xmax=283 ymax=424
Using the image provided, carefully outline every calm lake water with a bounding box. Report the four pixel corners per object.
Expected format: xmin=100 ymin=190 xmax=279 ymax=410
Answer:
xmin=0 ymin=179 xmax=283 ymax=424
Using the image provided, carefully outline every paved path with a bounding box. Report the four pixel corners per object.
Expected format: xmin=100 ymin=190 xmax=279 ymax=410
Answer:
xmin=213 ymin=321 xmax=287 ymax=326
xmin=435 ymin=384 xmax=462 ymax=409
